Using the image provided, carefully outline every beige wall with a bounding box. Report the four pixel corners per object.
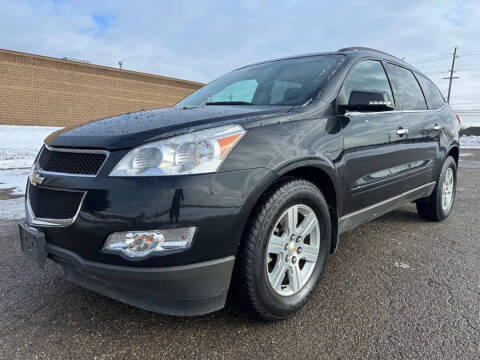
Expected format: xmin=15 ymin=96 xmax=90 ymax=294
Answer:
xmin=0 ymin=49 xmax=203 ymax=127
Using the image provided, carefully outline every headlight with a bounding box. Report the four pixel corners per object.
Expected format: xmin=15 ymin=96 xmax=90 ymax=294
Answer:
xmin=110 ymin=125 xmax=245 ymax=176
xmin=103 ymin=227 xmax=196 ymax=259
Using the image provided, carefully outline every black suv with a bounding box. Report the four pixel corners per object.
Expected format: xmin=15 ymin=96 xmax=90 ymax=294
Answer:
xmin=19 ymin=47 xmax=460 ymax=320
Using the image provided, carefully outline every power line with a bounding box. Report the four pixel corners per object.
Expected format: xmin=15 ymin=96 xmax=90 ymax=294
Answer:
xmin=455 ymin=63 xmax=480 ymax=68
xmin=459 ymin=49 xmax=480 ymax=54
xmin=409 ymin=56 xmax=451 ymax=65
xmin=450 ymin=101 xmax=480 ymax=104
xmin=407 ymin=53 xmax=451 ymax=61
xmin=423 ymin=71 xmax=449 ymax=76
xmin=408 ymin=51 xmax=480 ymax=67
xmin=451 ymin=94 xmax=480 ymax=97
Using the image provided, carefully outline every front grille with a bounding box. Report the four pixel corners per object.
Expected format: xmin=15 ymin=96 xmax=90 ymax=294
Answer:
xmin=38 ymin=147 xmax=107 ymax=175
xmin=28 ymin=185 xmax=84 ymax=220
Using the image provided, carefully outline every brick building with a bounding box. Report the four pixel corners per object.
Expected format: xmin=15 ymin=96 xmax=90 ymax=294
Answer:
xmin=0 ymin=49 xmax=203 ymax=127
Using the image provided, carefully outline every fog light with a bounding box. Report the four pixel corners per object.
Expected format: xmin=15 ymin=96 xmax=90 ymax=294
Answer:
xmin=103 ymin=227 xmax=196 ymax=259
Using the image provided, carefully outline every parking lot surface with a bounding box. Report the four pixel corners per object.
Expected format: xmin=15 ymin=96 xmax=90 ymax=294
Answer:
xmin=1 ymin=150 xmax=479 ymax=359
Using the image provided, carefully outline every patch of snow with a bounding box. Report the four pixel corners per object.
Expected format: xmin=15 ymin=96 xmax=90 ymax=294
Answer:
xmin=460 ymin=135 xmax=480 ymax=148
xmin=0 ymin=125 xmax=61 ymax=169
xmin=0 ymin=125 xmax=61 ymax=220
xmin=0 ymin=197 xmax=25 ymax=220
xmin=0 ymin=168 xmax=30 ymax=196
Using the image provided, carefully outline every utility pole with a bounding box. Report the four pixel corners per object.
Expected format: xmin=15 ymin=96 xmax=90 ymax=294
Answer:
xmin=443 ymin=47 xmax=458 ymax=103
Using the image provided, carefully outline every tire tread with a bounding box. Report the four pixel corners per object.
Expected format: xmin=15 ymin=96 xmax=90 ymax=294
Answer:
xmin=416 ymin=156 xmax=456 ymax=221
xmin=234 ymin=178 xmax=329 ymax=320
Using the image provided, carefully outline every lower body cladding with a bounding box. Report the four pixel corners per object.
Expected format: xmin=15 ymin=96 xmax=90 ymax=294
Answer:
xmin=51 ymin=243 xmax=235 ymax=316
xmin=20 ymin=167 xmax=274 ymax=316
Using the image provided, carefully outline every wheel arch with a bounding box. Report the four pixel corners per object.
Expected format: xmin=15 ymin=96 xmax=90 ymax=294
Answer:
xmin=239 ymin=159 xmax=341 ymax=256
xmin=446 ymin=145 xmax=459 ymax=166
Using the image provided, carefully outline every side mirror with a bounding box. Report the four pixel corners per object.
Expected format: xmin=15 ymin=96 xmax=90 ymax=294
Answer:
xmin=339 ymin=89 xmax=394 ymax=112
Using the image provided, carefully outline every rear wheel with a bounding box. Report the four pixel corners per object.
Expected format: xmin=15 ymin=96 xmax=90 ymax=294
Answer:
xmin=235 ymin=179 xmax=331 ymax=320
xmin=416 ymin=156 xmax=457 ymax=221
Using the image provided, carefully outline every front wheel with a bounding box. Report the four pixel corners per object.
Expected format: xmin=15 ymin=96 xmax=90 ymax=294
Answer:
xmin=416 ymin=156 xmax=457 ymax=221
xmin=234 ymin=179 xmax=331 ymax=320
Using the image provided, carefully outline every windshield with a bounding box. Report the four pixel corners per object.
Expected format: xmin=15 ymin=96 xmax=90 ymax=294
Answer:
xmin=176 ymin=55 xmax=343 ymax=107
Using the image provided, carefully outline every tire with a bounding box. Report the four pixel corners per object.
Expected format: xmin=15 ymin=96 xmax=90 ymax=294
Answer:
xmin=234 ymin=178 xmax=331 ymax=321
xmin=416 ymin=156 xmax=457 ymax=221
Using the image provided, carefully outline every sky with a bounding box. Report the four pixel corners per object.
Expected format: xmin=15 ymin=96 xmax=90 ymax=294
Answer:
xmin=1 ymin=0 xmax=479 ymax=126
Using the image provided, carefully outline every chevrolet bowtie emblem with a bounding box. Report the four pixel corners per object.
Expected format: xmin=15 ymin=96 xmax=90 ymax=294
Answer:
xmin=30 ymin=171 xmax=45 ymax=186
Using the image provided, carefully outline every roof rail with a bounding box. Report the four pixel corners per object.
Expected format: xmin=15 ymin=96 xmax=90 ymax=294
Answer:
xmin=337 ymin=47 xmax=404 ymax=61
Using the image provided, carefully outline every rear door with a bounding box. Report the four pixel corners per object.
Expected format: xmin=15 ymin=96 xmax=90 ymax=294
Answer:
xmin=414 ymin=73 xmax=448 ymax=179
xmin=339 ymin=60 xmax=411 ymax=215
xmin=383 ymin=63 xmax=436 ymax=188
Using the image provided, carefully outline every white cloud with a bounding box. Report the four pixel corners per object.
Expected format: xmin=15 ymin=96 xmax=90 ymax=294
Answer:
xmin=0 ymin=0 xmax=479 ymax=124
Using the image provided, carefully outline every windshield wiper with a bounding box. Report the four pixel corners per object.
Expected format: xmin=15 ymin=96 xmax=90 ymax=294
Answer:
xmin=205 ymin=101 xmax=252 ymax=106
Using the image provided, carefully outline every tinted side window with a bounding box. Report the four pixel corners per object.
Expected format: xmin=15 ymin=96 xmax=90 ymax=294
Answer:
xmin=384 ymin=63 xmax=427 ymax=110
xmin=416 ymin=75 xmax=445 ymax=109
xmin=341 ymin=60 xmax=394 ymax=104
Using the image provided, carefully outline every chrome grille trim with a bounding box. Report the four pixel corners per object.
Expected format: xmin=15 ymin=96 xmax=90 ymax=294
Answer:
xmin=26 ymin=183 xmax=87 ymax=227
xmin=37 ymin=145 xmax=110 ymax=177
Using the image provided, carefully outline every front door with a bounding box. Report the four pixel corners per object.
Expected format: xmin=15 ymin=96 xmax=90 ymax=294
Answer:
xmin=338 ymin=60 xmax=411 ymax=217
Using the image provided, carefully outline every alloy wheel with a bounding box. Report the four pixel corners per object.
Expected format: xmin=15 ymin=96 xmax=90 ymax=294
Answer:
xmin=266 ymin=204 xmax=320 ymax=296
xmin=442 ymin=167 xmax=455 ymax=212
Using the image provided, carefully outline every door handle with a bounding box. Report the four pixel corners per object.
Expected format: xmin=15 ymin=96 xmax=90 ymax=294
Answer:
xmin=396 ymin=128 xmax=409 ymax=136
xmin=433 ymin=124 xmax=442 ymax=130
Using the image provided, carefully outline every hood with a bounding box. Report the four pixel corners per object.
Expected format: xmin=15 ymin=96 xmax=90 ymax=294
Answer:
xmin=46 ymin=105 xmax=289 ymax=150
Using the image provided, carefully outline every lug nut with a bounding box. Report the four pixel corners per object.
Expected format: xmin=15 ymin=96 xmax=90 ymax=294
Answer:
xmin=296 ymin=236 xmax=302 ymax=243
xmin=284 ymin=244 xmax=289 ymax=250
xmin=292 ymin=256 xmax=297 ymax=264
xmin=297 ymin=247 xmax=303 ymax=254
xmin=290 ymin=234 xmax=296 ymax=241
xmin=285 ymin=255 xmax=290 ymax=262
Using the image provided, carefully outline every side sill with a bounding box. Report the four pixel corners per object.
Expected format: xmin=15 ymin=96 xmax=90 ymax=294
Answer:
xmin=339 ymin=182 xmax=436 ymax=234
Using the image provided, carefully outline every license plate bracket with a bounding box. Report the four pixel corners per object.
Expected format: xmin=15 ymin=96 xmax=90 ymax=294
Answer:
xmin=19 ymin=222 xmax=47 ymax=268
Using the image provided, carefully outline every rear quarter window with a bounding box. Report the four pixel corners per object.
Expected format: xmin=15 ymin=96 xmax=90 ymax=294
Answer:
xmin=384 ymin=63 xmax=427 ymax=111
xmin=416 ymin=74 xmax=446 ymax=110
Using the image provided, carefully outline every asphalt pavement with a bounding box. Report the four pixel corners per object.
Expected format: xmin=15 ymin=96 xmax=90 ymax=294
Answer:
xmin=1 ymin=150 xmax=479 ymax=359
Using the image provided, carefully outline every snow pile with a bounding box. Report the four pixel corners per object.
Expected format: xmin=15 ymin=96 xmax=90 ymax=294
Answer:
xmin=0 ymin=125 xmax=61 ymax=220
xmin=460 ymin=135 xmax=480 ymax=148
xmin=0 ymin=125 xmax=60 ymax=169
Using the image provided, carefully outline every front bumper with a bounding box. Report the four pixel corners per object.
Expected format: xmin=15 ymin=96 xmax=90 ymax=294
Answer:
xmin=49 ymin=242 xmax=235 ymax=316
xmin=24 ymin=166 xmax=275 ymax=315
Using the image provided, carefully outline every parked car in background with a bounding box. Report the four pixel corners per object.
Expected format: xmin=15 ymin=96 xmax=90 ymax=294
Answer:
xmin=19 ymin=47 xmax=460 ymax=320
